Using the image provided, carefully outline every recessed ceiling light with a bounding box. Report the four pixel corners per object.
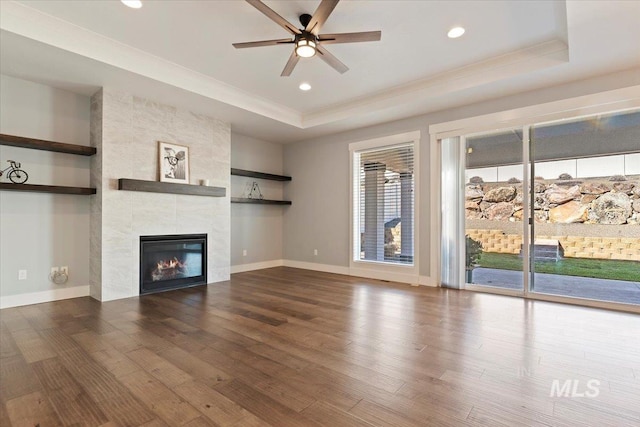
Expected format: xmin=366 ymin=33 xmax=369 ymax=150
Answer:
xmin=447 ymin=27 xmax=465 ymax=39
xmin=121 ymin=0 xmax=143 ymax=9
xmin=299 ymin=82 xmax=312 ymax=91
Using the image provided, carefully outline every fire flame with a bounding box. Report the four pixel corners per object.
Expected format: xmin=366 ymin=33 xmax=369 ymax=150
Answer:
xmin=156 ymin=257 xmax=187 ymax=271
xmin=151 ymin=257 xmax=188 ymax=281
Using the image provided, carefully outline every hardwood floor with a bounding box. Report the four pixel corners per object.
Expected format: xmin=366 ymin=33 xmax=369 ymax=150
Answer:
xmin=1 ymin=266 xmax=639 ymax=426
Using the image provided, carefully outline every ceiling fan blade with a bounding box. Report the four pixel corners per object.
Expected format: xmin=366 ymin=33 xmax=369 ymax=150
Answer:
xmin=233 ymin=38 xmax=294 ymax=49
xmin=318 ymin=31 xmax=381 ymax=44
xmin=246 ymin=0 xmax=301 ymax=35
xmin=316 ymin=44 xmax=348 ymax=74
xmin=306 ymin=0 xmax=340 ymax=35
xmin=281 ymin=50 xmax=300 ymax=77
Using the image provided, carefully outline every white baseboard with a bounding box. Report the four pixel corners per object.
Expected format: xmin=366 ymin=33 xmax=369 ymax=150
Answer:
xmin=348 ymin=267 xmax=420 ymax=285
xmin=0 ymin=285 xmax=90 ymax=309
xmin=256 ymin=259 xmax=440 ymax=288
xmin=419 ymin=275 xmax=439 ymax=287
xmin=282 ymin=260 xmax=350 ymax=276
xmin=231 ymin=259 xmax=284 ymax=274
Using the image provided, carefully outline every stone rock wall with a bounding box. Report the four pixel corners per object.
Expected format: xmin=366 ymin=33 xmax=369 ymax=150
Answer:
xmin=465 ymin=175 xmax=640 ymax=225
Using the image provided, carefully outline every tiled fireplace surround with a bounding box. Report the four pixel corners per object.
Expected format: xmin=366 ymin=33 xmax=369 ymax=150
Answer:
xmin=89 ymin=89 xmax=230 ymax=301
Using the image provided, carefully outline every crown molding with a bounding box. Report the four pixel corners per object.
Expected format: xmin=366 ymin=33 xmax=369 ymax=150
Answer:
xmin=302 ymin=39 xmax=569 ymax=127
xmin=0 ymin=1 xmax=302 ymax=127
xmin=1 ymin=1 xmax=569 ymax=131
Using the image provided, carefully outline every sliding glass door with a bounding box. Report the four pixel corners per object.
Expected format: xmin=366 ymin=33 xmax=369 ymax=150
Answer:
xmin=530 ymin=110 xmax=640 ymax=305
xmin=446 ymin=108 xmax=640 ymax=307
xmin=464 ymin=129 xmax=525 ymax=292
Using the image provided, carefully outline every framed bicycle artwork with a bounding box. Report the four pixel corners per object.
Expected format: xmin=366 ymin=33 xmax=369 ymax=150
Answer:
xmin=0 ymin=159 xmax=28 ymax=183
xmin=159 ymin=141 xmax=190 ymax=184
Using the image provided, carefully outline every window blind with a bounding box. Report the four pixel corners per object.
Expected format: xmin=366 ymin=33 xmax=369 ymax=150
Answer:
xmin=354 ymin=143 xmax=414 ymax=265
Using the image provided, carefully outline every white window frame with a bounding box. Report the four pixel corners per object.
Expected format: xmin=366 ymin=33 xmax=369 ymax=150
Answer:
xmin=349 ymin=131 xmax=421 ymax=284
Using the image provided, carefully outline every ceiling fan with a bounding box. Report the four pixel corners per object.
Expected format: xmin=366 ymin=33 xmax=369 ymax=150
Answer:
xmin=233 ymin=0 xmax=382 ymax=76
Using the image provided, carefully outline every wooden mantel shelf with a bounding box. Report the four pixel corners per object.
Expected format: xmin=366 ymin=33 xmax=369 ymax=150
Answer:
xmin=0 ymin=134 xmax=96 ymax=156
xmin=118 ymin=179 xmax=226 ymax=197
xmin=0 ymin=183 xmax=96 ymax=195
xmin=231 ymin=168 xmax=291 ymax=181
xmin=231 ymin=197 xmax=291 ymax=205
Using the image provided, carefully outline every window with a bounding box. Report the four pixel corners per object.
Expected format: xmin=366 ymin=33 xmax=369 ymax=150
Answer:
xmin=352 ymin=142 xmax=415 ymax=265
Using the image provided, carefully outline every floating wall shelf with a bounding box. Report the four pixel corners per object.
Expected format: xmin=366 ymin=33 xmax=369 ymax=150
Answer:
xmin=231 ymin=168 xmax=291 ymax=181
xmin=0 ymin=133 xmax=97 ymax=156
xmin=0 ymin=134 xmax=96 ymax=193
xmin=231 ymin=197 xmax=291 ymax=205
xmin=230 ymin=168 xmax=292 ymax=205
xmin=0 ymin=183 xmax=96 ymax=195
xmin=118 ymin=179 xmax=226 ymax=197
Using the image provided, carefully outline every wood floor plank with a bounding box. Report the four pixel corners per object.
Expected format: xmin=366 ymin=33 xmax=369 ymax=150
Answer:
xmin=38 ymin=327 xmax=87 ymax=357
xmin=215 ymin=379 xmax=322 ymax=427
xmin=96 ymin=394 xmax=156 ymax=427
xmin=119 ymin=370 xmax=201 ymax=426
xmin=5 ymin=391 xmax=62 ymax=427
xmin=135 ymin=317 xmax=209 ymax=353
xmin=31 ymin=357 xmax=109 ymax=426
xmin=1 ymin=266 xmax=639 ymax=427
xmin=90 ymin=346 xmax=142 ymax=379
xmin=301 ymin=400 xmax=376 ymax=427
xmin=251 ymin=331 xmax=407 ymax=394
xmin=182 ymin=416 xmax=218 ymax=427
xmin=251 ymin=376 xmax=317 ymax=413
xmin=11 ymin=328 xmax=56 ymax=363
xmin=247 ymin=342 xmax=311 ymax=372
xmin=173 ymin=380 xmax=266 ymax=426
xmin=0 ymin=309 xmax=32 ymax=332
xmin=126 ymin=347 xmax=193 ymax=388
xmin=0 ymin=401 xmax=11 ymax=427
xmin=140 ymin=419 xmax=170 ymax=427
xmin=348 ymin=398 xmax=426 ymax=427
xmin=0 ymin=355 xmax=43 ymax=403
xmin=158 ymin=346 xmax=231 ymax=389
xmin=72 ymin=330 xmax=114 ymax=353
xmin=0 ymin=324 xmax=19 ymax=359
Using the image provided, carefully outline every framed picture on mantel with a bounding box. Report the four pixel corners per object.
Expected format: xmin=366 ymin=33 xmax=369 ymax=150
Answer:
xmin=159 ymin=141 xmax=190 ymax=184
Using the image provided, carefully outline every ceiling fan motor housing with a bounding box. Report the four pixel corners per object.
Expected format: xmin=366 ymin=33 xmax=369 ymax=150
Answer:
xmin=299 ymin=13 xmax=313 ymax=28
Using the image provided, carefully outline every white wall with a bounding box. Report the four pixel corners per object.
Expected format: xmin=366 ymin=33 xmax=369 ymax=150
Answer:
xmin=230 ymin=133 xmax=284 ymax=268
xmin=284 ymin=69 xmax=640 ymax=279
xmin=0 ymin=75 xmax=91 ymax=306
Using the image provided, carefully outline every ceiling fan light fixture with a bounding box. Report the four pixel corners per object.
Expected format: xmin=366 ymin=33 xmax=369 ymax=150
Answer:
xmin=295 ymin=34 xmax=317 ymax=58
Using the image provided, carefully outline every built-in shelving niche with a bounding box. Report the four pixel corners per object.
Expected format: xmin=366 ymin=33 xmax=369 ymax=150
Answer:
xmin=0 ymin=133 xmax=96 ymax=195
xmin=230 ymin=168 xmax=291 ymax=205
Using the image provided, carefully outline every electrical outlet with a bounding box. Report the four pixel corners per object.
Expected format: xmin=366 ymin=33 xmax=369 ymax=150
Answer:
xmin=314 ymin=249 xmax=318 ymax=256
xmin=18 ymin=270 xmax=27 ymax=280
xmin=60 ymin=266 xmax=69 ymax=276
xmin=51 ymin=267 xmax=59 ymax=275
xmin=242 ymin=249 xmax=247 ymax=257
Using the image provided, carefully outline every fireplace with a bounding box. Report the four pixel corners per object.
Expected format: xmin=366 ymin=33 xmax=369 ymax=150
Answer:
xmin=140 ymin=234 xmax=207 ymax=295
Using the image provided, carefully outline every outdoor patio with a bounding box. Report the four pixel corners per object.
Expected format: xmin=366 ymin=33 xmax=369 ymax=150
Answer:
xmin=472 ymin=267 xmax=640 ymax=305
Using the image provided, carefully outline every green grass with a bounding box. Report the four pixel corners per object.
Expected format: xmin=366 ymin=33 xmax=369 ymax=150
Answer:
xmin=477 ymin=252 xmax=640 ymax=282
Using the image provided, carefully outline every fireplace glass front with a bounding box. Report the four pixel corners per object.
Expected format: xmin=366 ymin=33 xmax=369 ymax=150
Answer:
xmin=140 ymin=234 xmax=207 ymax=295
